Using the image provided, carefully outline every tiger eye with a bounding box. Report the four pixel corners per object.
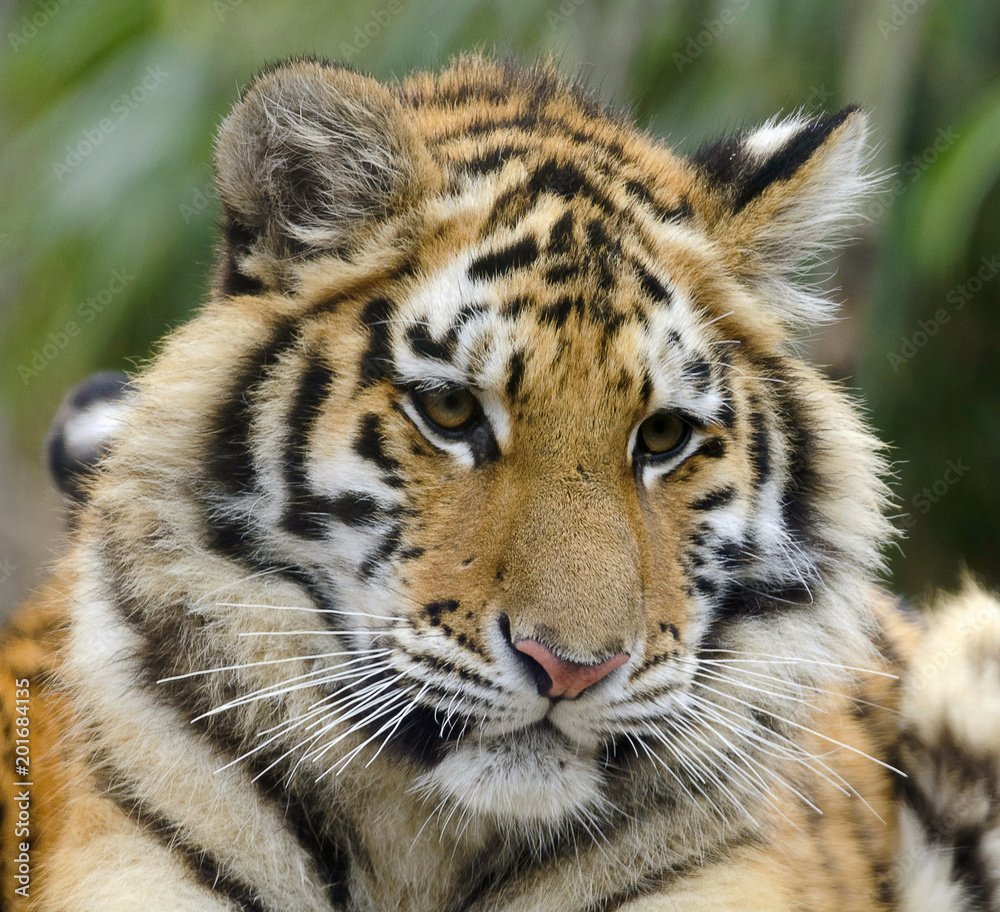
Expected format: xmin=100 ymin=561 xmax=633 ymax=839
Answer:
xmin=638 ymin=413 xmax=690 ymax=457
xmin=416 ymin=387 xmax=479 ymax=432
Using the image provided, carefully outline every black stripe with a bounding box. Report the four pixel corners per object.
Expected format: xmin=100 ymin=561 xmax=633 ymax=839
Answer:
xmin=280 ymin=353 xmax=337 ymax=540
xmin=102 ymin=533 xmax=352 ymax=907
xmin=586 ymin=219 xmax=618 ymax=292
xmin=690 ymin=486 xmax=736 ymax=512
xmin=746 ymin=404 xmax=771 ymax=485
xmin=354 ymin=413 xmax=402 ymax=480
xmin=624 ymin=181 xmax=693 ymax=223
xmin=358 ymin=297 xmax=397 ymax=387
xmin=505 ymin=350 xmax=526 ymax=402
xmin=538 ymin=293 xmax=584 ymax=327
xmin=528 ymin=159 xmax=617 ymax=217
xmin=952 ymin=831 xmax=994 ymax=905
xmin=660 ymin=197 xmax=693 ymax=222
xmin=251 ymin=766 xmax=353 ymax=909
xmin=572 ymin=866 xmax=680 ymax=912
xmin=326 ymin=491 xmax=393 ymax=527
xmin=896 ymin=727 xmax=1000 ymax=907
xmin=713 ymin=537 xmax=754 ymax=572
xmin=435 ymin=111 xmax=623 ymax=156
xmin=690 ymin=436 xmax=726 ymax=460
xmin=469 ymin=237 xmax=539 ymax=282
xmin=766 ymin=360 xmax=825 ymax=545
xmin=103 ymin=785 xmax=272 ymax=912
xmin=682 ymin=357 xmax=711 ymax=390
xmin=480 ymin=185 xmax=533 ymax=235
xmin=693 ymin=575 xmax=717 ymax=597
xmin=407 ymin=323 xmax=455 ymax=362
xmin=461 ymin=145 xmax=528 ymax=175
xmin=206 ymin=318 xmax=300 ymax=498
xmin=358 ymin=522 xmax=403 ymax=579
xmin=636 ymin=266 xmax=672 ymax=307
xmin=713 ymin=579 xmax=813 ymax=619
xmin=544 ymin=262 xmax=579 ymax=283
xmin=547 ymin=210 xmax=574 ymax=253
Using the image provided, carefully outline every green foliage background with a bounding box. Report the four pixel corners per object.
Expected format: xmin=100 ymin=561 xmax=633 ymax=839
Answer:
xmin=1 ymin=0 xmax=998 ymax=598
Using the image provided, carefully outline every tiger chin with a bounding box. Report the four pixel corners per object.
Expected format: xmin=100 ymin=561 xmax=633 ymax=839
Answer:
xmin=4 ymin=54 xmax=1000 ymax=912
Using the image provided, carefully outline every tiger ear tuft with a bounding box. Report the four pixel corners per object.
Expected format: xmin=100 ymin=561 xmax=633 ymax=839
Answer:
xmin=690 ymin=107 xmax=873 ymax=328
xmin=214 ymin=59 xmax=433 ymax=295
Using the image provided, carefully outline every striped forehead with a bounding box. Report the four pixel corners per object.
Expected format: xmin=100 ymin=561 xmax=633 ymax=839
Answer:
xmin=389 ymin=228 xmax=731 ymax=422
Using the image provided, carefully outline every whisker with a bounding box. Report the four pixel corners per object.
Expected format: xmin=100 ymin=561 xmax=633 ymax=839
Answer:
xmin=218 ymin=601 xmax=408 ymax=622
xmin=696 ymin=649 xmax=897 ymax=679
xmin=690 ymin=680 xmax=905 ymax=776
xmin=158 ymin=648 xmax=392 ymax=682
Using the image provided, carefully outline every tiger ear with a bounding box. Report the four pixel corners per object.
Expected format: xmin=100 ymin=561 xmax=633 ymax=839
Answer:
xmin=689 ymin=107 xmax=871 ymax=328
xmin=213 ymin=59 xmax=434 ymax=295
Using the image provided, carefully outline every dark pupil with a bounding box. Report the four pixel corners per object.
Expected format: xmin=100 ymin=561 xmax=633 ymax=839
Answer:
xmin=443 ymin=392 xmax=463 ymax=412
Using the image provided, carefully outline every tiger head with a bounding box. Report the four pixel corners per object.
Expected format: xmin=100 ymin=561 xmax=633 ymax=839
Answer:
xmin=80 ymin=56 xmax=891 ymax=840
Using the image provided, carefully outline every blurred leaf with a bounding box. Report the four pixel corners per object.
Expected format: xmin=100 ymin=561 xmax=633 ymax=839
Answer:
xmin=911 ymin=88 xmax=1000 ymax=277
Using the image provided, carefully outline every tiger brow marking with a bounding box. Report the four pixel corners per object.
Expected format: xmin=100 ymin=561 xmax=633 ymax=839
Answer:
xmin=358 ymin=296 xmax=398 ymax=388
xmin=353 ymin=412 xmax=403 ymax=486
xmin=468 ymin=236 xmax=539 ymax=281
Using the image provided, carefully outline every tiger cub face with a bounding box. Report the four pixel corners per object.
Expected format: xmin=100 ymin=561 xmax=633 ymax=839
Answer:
xmin=86 ymin=57 xmax=891 ymax=836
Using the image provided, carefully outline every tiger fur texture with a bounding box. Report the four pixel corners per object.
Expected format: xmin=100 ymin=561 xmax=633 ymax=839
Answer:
xmin=3 ymin=55 xmax=1000 ymax=911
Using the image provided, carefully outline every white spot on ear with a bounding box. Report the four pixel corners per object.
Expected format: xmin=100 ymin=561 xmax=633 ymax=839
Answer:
xmin=61 ymin=398 xmax=129 ymax=464
xmin=742 ymin=116 xmax=807 ymax=160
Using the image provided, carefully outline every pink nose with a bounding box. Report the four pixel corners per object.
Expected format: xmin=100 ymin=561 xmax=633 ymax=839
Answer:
xmin=514 ymin=639 xmax=629 ymax=699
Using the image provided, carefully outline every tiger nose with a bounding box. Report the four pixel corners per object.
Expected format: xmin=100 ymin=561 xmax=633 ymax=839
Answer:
xmin=514 ymin=639 xmax=629 ymax=699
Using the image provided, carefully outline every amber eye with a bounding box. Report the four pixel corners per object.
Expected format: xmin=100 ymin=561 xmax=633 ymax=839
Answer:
xmin=415 ymin=387 xmax=480 ymax=432
xmin=636 ymin=412 xmax=690 ymax=458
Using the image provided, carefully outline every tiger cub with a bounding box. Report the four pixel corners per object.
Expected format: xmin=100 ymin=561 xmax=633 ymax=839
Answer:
xmin=3 ymin=55 xmax=1000 ymax=912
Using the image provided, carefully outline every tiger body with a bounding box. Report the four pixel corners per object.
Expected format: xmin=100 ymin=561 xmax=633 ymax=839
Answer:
xmin=2 ymin=56 xmax=999 ymax=911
